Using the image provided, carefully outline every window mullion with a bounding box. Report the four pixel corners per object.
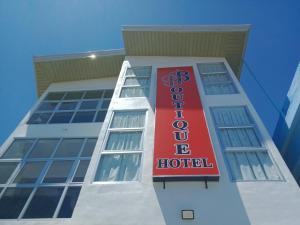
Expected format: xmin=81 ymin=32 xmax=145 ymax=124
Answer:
xmin=17 ymin=187 xmax=37 ymax=219
xmin=52 ymin=186 xmax=68 ymax=218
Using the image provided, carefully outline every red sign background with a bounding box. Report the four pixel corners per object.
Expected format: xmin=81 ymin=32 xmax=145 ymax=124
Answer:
xmin=153 ymin=66 xmax=219 ymax=181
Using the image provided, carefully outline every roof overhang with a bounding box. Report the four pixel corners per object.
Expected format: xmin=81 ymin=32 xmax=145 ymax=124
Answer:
xmin=34 ymin=49 xmax=125 ymax=96
xmin=122 ymin=25 xmax=250 ymax=79
xmin=34 ymin=25 xmax=250 ymax=96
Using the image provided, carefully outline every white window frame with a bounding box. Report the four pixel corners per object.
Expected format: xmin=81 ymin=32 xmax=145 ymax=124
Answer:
xmin=94 ymin=110 xmax=147 ymax=184
xmin=119 ymin=66 xmax=152 ymax=98
xmin=28 ymin=89 xmax=113 ymax=124
xmin=197 ymin=62 xmax=238 ymax=95
xmin=0 ymin=137 xmax=97 ymax=219
xmin=210 ymin=106 xmax=282 ymax=182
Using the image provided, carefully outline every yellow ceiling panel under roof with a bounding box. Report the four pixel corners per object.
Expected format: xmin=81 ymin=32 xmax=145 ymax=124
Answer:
xmin=34 ymin=25 xmax=250 ymax=96
xmin=34 ymin=50 xmax=125 ymax=96
xmin=122 ymin=25 xmax=250 ymax=79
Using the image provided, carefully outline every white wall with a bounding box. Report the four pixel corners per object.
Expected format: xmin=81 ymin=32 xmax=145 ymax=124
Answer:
xmin=1 ymin=57 xmax=300 ymax=225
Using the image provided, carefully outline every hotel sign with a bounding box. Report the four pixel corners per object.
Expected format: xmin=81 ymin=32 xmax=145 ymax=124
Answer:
xmin=153 ymin=66 xmax=219 ymax=181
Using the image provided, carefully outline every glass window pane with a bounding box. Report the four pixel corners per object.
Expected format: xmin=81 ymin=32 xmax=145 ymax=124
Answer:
xmin=64 ymin=91 xmax=84 ymax=100
xmin=0 ymin=162 xmax=19 ymax=184
xmin=235 ymin=152 xmax=255 ymax=180
xmin=212 ymin=107 xmax=251 ymax=127
xmin=104 ymin=90 xmax=114 ymax=98
xmin=257 ymin=152 xmax=281 ymax=180
xmin=49 ymin=112 xmax=74 ymax=123
xmin=1 ymin=139 xmax=34 ymax=159
xmin=72 ymin=160 xmax=90 ymax=182
xmin=247 ymin=152 xmax=266 ymax=180
xmin=220 ymin=128 xmax=261 ymax=148
xmin=57 ymin=187 xmax=81 ymax=218
xmin=80 ymin=100 xmax=99 ymax=110
xmin=54 ymin=139 xmax=84 ymax=158
xmin=23 ymin=187 xmax=64 ymax=218
xmin=202 ymin=73 xmax=231 ymax=83
xmin=101 ymin=99 xmax=111 ymax=109
xmin=0 ymin=188 xmax=33 ymax=219
xmin=95 ymin=110 xmax=107 ymax=122
xmin=81 ymin=139 xmax=97 ymax=157
xmin=95 ymin=154 xmax=121 ymax=181
xmin=28 ymin=139 xmax=60 ymax=158
xmin=105 ymin=132 xmax=142 ymax=151
xmin=43 ymin=160 xmax=74 ymax=183
xmin=58 ymin=101 xmax=78 ymax=110
xmin=84 ymin=90 xmax=103 ymax=99
xmin=118 ymin=153 xmax=141 ymax=181
xmin=126 ymin=67 xmax=151 ymax=77
xmin=120 ymin=87 xmax=149 ymax=97
xmin=124 ymin=77 xmax=149 ymax=86
xmin=226 ymin=153 xmax=243 ymax=180
xmin=204 ymin=83 xmax=237 ymax=95
xmin=95 ymin=153 xmax=141 ymax=182
xmin=14 ymin=161 xmax=46 ymax=184
xmin=111 ymin=111 xmax=145 ymax=128
xmin=37 ymin=102 xmax=58 ymax=111
xmin=198 ymin=63 xmax=227 ymax=74
xmin=72 ymin=111 xmax=95 ymax=123
xmin=28 ymin=112 xmax=52 ymax=124
xmin=45 ymin=92 xmax=65 ymax=100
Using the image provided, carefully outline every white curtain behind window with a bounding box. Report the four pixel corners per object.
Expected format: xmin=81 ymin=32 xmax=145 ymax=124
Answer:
xmin=198 ymin=63 xmax=226 ymax=74
xmin=111 ymin=111 xmax=145 ymax=128
xmin=213 ymin=107 xmax=261 ymax=148
xmin=95 ymin=154 xmax=141 ymax=181
xmin=105 ymin=132 xmax=142 ymax=151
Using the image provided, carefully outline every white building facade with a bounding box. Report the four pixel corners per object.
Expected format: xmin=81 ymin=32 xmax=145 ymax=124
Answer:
xmin=1 ymin=25 xmax=300 ymax=225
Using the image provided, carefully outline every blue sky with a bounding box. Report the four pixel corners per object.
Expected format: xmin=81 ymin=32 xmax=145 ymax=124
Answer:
xmin=0 ymin=0 xmax=299 ymax=145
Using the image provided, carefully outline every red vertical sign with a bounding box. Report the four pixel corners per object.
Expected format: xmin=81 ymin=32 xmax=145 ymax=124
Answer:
xmin=153 ymin=66 xmax=219 ymax=181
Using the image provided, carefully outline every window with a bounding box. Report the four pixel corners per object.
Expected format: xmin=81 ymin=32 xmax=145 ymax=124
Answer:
xmin=197 ymin=62 xmax=238 ymax=95
xmin=120 ymin=67 xmax=151 ymax=98
xmin=0 ymin=137 xmax=97 ymax=219
xmin=211 ymin=106 xmax=281 ymax=181
xmin=94 ymin=111 xmax=146 ymax=182
xmin=28 ymin=89 xmax=113 ymax=124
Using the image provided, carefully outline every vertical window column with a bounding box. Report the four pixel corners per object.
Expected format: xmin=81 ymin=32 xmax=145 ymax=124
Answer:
xmin=211 ymin=106 xmax=282 ymax=181
xmin=95 ymin=111 xmax=146 ymax=182
xmin=197 ymin=62 xmax=238 ymax=95
xmin=120 ymin=67 xmax=152 ymax=98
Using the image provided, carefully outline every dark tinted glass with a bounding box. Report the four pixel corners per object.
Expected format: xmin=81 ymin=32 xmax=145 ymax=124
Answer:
xmin=54 ymin=139 xmax=84 ymax=158
xmin=28 ymin=139 xmax=59 ymax=158
xmin=64 ymin=91 xmax=84 ymax=100
xmin=37 ymin=102 xmax=58 ymax=111
xmin=0 ymin=162 xmax=19 ymax=183
xmin=58 ymin=187 xmax=81 ymax=218
xmin=95 ymin=110 xmax=107 ymax=122
xmin=72 ymin=111 xmax=95 ymax=123
xmin=43 ymin=160 xmax=74 ymax=183
xmin=49 ymin=112 xmax=73 ymax=123
xmin=84 ymin=90 xmax=103 ymax=99
xmin=80 ymin=139 xmax=97 ymax=157
xmin=0 ymin=188 xmax=33 ymax=219
xmin=79 ymin=101 xmax=99 ymax=110
xmin=23 ymin=187 xmax=64 ymax=218
xmin=45 ymin=92 xmax=65 ymax=100
xmin=104 ymin=90 xmax=114 ymax=98
xmin=101 ymin=100 xmax=111 ymax=109
xmin=72 ymin=160 xmax=90 ymax=182
xmin=58 ymin=102 xmax=78 ymax=110
xmin=1 ymin=139 xmax=34 ymax=159
xmin=28 ymin=113 xmax=52 ymax=124
xmin=14 ymin=161 xmax=46 ymax=184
